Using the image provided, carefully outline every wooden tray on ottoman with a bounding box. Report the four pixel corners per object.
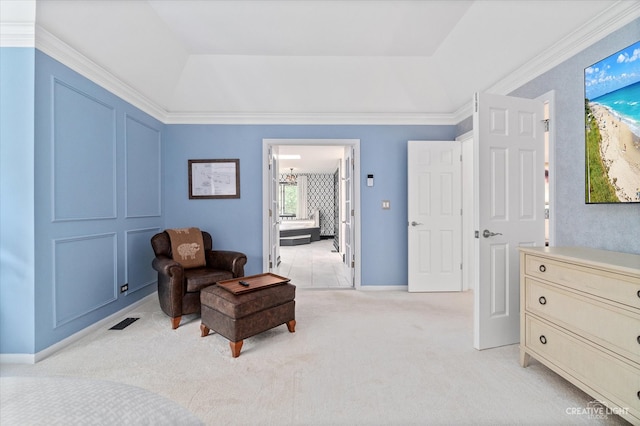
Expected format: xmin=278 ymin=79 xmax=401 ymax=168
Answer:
xmin=216 ymin=273 xmax=290 ymax=295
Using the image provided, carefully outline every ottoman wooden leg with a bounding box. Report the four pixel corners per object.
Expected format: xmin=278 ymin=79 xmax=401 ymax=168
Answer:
xmin=200 ymin=323 xmax=210 ymax=337
xmin=286 ymin=319 xmax=296 ymax=333
xmin=230 ymin=340 xmax=243 ymax=358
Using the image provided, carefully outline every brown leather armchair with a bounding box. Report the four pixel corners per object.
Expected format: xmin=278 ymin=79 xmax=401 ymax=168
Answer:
xmin=151 ymin=230 xmax=247 ymax=329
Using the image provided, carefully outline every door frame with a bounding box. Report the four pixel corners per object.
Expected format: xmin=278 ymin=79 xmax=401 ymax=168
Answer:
xmin=456 ymin=131 xmax=475 ymax=292
xmin=262 ymin=138 xmax=361 ymax=288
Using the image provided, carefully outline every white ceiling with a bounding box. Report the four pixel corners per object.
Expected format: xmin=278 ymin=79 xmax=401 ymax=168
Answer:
xmin=278 ymin=145 xmax=346 ymax=174
xmin=31 ymin=0 xmax=639 ymax=125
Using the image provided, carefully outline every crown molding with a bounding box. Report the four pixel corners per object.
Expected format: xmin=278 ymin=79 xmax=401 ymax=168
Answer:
xmin=0 ymin=22 xmax=35 ymax=47
xmin=487 ymin=1 xmax=640 ymax=97
xmin=35 ymin=25 xmax=167 ymax=122
xmin=163 ymin=111 xmax=458 ymax=125
xmin=451 ymin=101 xmax=474 ymax=125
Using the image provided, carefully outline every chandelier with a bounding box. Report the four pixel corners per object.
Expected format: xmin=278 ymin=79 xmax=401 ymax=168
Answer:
xmin=282 ymin=168 xmax=297 ymax=185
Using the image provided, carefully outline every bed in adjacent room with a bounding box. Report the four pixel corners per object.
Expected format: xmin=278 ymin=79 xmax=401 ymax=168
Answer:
xmin=279 ymin=210 xmax=320 ymax=245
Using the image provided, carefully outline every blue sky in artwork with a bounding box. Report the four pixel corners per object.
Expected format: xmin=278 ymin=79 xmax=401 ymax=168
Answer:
xmin=584 ymin=40 xmax=640 ymax=100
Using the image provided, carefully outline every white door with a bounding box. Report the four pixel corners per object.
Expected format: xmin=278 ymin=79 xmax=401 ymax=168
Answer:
xmin=473 ymin=92 xmax=545 ymax=350
xmin=343 ymin=146 xmax=354 ymax=285
xmin=408 ymin=141 xmax=462 ymax=292
xmin=268 ymin=146 xmax=280 ymax=272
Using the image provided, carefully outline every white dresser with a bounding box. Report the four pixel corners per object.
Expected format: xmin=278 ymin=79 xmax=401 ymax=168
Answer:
xmin=519 ymin=246 xmax=640 ymax=424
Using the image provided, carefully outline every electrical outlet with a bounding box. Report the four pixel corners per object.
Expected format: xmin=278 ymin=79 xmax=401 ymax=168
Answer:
xmin=120 ymin=284 xmax=128 ymax=293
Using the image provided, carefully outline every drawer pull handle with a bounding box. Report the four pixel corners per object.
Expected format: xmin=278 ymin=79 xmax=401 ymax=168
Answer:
xmin=539 ymin=335 xmax=547 ymax=344
xmin=539 ymin=265 xmax=546 ymax=273
xmin=638 ymin=391 xmax=640 ymax=401
xmin=538 ymin=296 xmax=546 ymax=305
xmin=637 ymin=290 xmax=640 ymax=299
xmin=637 ymin=336 xmax=640 ymax=345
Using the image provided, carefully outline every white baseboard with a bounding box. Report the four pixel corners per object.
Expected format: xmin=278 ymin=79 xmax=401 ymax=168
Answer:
xmin=0 ymin=293 xmax=156 ymax=365
xmin=0 ymin=352 xmax=35 ymax=365
xmin=359 ymin=285 xmax=408 ymax=291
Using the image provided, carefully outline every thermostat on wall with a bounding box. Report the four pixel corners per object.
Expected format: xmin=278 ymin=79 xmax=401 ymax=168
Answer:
xmin=367 ymin=174 xmax=374 ymax=187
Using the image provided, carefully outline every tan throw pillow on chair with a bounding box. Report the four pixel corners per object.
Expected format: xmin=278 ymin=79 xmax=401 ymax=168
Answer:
xmin=166 ymin=228 xmax=206 ymax=269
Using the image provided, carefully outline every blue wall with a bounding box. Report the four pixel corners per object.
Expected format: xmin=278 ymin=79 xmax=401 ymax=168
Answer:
xmin=163 ymin=124 xmax=456 ymax=286
xmin=0 ymin=48 xmax=36 ymax=355
xmin=30 ymin=51 xmax=162 ymax=352
xmin=510 ymin=19 xmax=640 ymax=254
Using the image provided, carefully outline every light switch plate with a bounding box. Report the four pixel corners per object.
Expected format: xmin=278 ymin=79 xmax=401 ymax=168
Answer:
xmin=382 ymin=200 xmax=390 ymax=209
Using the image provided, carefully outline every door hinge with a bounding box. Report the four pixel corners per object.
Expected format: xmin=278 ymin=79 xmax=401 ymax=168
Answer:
xmin=460 ymin=263 xmax=463 ymax=270
xmin=474 ymin=230 xmax=479 ymax=239
xmin=351 ymin=255 xmax=355 ymax=268
xmin=351 ymin=209 xmax=354 ymax=217
xmin=269 ymin=209 xmax=272 ymax=217
xmin=474 ymin=93 xmax=479 ymax=113
xmin=542 ymin=119 xmax=550 ymax=132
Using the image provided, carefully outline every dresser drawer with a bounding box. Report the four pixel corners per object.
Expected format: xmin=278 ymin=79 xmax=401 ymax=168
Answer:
xmin=526 ymin=278 xmax=640 ymax=365
xmin=526 ymin=315 xmax=640 ymax=416
xmin=525 ymin=254 xmax=640 ymax=309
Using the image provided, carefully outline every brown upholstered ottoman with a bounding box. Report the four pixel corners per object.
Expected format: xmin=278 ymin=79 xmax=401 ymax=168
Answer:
xmin=200 ymin=281 xmax=296 ymax=357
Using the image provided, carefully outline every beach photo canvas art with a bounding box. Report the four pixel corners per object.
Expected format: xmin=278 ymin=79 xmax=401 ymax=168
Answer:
xmin=584 ymin=40 xmax=640 ymax=204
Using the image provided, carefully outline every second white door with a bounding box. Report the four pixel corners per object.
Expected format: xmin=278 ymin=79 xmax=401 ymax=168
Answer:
xmin=408 ymin=140 xmax=462 ymax=292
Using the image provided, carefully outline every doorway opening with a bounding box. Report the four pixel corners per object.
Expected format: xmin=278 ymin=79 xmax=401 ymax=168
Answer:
xmin=262 ymin=139 xmax=361 ymax=289
xmin=538 ymin=90 xmax=556 ymax=247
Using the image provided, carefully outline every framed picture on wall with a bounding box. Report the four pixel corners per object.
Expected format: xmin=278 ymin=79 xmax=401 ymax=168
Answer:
xmin=584 ymin=40 xmax=640 ymax=204
xmin=188 ymin=159 xmax=240 ymax=199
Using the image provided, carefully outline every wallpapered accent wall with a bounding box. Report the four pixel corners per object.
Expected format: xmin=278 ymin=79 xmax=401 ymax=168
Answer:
xmin=334 ymin=169 xmax=340 ymax=251
xmin=307 ymin=172 xmax=337 ymax=236
xmin=280 ymin=172 xmax=337 ymax=236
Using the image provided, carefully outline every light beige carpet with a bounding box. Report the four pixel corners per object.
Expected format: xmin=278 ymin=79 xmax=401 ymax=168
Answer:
xmin=0 ymin=290 xmax=629 ymax=425
xmin=1 ymin=376 xmax=202 ymax=425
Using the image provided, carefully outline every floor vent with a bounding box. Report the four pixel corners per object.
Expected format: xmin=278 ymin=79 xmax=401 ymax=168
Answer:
xmin=110 ymin=317 xmax=139 ymax=330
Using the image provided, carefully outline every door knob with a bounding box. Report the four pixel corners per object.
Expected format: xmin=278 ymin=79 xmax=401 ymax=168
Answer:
xmin=482 ymin=229 xmax=502 ymax=238
xmin=410 ymin=221 xmax=423 ymax=227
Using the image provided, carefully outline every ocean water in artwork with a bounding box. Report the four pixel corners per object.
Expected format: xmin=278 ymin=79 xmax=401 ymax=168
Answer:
xmin=591 ymin=80 xmax=640 ymax=138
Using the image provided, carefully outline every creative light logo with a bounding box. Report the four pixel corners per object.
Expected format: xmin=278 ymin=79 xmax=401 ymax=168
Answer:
xmin=566 ymin=400 xmax=629 ymax=420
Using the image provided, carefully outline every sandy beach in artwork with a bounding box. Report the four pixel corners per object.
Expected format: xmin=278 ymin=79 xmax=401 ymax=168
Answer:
xmin=590 ymin=103 xmax=640 ymax=202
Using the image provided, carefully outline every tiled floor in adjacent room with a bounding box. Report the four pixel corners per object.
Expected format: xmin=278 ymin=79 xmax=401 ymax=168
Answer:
xmin=278 ymin=239 xmax=352 ymax=289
